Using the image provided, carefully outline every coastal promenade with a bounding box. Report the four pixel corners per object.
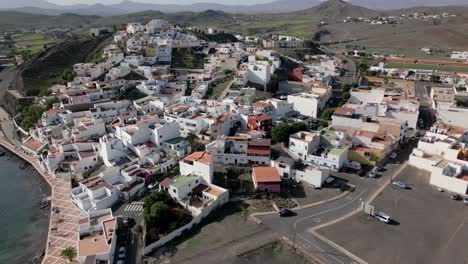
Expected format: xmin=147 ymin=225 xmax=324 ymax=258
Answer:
xmin=0 ymin=136 xmax=81 ymax=264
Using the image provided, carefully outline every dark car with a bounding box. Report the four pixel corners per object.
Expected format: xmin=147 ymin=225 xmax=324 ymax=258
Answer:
xmin=279 ymin=208 xmax=295 ymax=217
xmin=451 ymin=193 xmax=462 ymax=200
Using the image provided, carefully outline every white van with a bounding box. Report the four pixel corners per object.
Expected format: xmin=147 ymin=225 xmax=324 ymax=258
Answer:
xmin=374 ymin=212 xmax=391 ymax=223
xmin=344 ymin=160 xmax=361 ymax=170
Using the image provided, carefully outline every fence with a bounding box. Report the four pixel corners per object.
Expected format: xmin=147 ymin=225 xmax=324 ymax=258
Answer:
xmin=143 ymin=197 xmax=221 ymax=255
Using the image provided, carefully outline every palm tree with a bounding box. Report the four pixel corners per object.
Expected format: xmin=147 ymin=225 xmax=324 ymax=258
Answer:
xmin=186 ymin=132 xmax=198 ymax=148
xmin=60 ymin=246 xmax=77 ymax=263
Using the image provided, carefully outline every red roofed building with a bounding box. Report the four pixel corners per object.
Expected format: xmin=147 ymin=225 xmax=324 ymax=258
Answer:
xmin=252 ymin=166 xmax=281 ymax=193
xmin=247 ymin=114 xmax=272 ymax=137
xmin=248 ymin=139 xmax=271 ymax=165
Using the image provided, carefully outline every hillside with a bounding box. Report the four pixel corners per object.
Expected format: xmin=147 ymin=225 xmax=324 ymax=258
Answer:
xmin=0 ymin=11 xmax=99 ymax=30
xmin=13 ymin=34 xmax=112 ymax=96
xmin=295 ymin=0 xmax=381 ymax=22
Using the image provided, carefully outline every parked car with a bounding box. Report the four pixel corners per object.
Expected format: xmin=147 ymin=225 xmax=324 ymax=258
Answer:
xmin=148 ymin=182 xmax=159 ymax=190
xmin=367 ymin=168 xmax=378 ymax=178
xmin=118 ymin=252 xmax=126 ymax=259
xmin=374 ymin=212 xmax=391 ymax=224
xmin=118 ymin=247 xmax=126 ymax=254
xmin=390 ymin=152 xmax=398 ymax=159
xmin=464 ymin=197 xmax=468 ymax=204
xmin=279 ymin=208 xmax=295 ymax=217
xmin=392 ymin=181 xmax=408 ymax=189
xmin=136 ymin=187 xmax=147 ymax=199
xmin=451 ymin=193 xmax=462 ymax=200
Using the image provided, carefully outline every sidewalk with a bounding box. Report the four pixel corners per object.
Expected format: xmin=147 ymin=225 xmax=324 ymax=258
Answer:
xmin=0 ymin=137 xmax=81 ymax=264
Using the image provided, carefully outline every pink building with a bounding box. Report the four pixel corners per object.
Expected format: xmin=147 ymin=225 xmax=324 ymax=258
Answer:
xmin=252 ymin=166 xmax=281 ymax=193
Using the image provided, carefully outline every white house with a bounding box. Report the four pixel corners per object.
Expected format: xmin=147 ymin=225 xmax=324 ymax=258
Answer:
xmin=287 ymin=87 xmax=332 ymax=118
xmin=273 ymin=157 xmax=329 ymax=188
xmin=77 ymin=209 xmax=118 ymax=264
xmin=289 ymin=130 xmax=348 ymax=171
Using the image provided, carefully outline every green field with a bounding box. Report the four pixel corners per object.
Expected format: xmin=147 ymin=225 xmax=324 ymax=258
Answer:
xmin=385 ymin=63 xmax=468 ymax=73
xmin=13 ymin=33 xmax=57 ymax=54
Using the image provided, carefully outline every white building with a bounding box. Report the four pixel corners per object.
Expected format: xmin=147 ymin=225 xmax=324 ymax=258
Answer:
xmin=289 ymin=131 xmax=348 ymax=171
xmin=78 ymin=209 xmax=118 ymax=264
xmin=273 ymin=157 xmax=329 ymax=188
xmin=287 ymin=87 xmax=332 ymax=118
xmin=451 ymin=51 xmax=468 ymax=61
xmin=126 ymin=22 xmax=145 ymax=34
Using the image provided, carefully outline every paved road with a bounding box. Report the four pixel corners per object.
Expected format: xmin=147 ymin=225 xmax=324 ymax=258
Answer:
xmin=320 ymin=46 xmax=357 ymax=85
xmin=258 ymin=144 xmax=416 ymax=264
xmin=413 ymin=81 xmax=437 ymax=130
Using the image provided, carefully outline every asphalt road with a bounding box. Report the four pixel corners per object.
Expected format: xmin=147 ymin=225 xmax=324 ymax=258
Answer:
xmin=319 ymin=166 xmax=468 ymax=264
xmin=258 ymin=143 xmax=416 ymax=264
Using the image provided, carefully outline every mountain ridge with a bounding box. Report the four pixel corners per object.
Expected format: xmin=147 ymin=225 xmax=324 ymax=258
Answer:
xmin=1 ymin=0 xmax=468 ymax=16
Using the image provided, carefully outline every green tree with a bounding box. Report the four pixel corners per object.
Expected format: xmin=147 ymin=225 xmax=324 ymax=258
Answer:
xmin=60 ymin=247 xmax=77 ymax=263
xmin=39 ymin=88 xmax=52 ymax=97
xmin=4 ymin=34 xmax=12 ymax=41
xmin=322 ymin=108 xmax=335 ymax=121
xmin=342 ymin=84 xmax=352 ymax=93
xmin=20 ymin=104 xmax=45 ymax=130
xmin=320 ymin=120 xmax=329 ymax=127
xmin=186 ymin=132 xmax=198 ymax=148
xmin=45 ymin=97 xmax=60 ymax=109
xmin=61 ymin=69 xmax=74 ymax=82
xmin=271 ymin=122 xmax=292 ymax=145
xmin=430 ymin=75 xmax=441 ymax=83
xmin=290 ymin=122 xmax=307 ymax=132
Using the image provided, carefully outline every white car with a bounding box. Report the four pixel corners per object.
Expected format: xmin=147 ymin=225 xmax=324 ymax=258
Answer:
xmin=374 ymin=212 xmax=391 ymax=223
xmin=148 ymin=182 xmax=158 ymax=190
xmin=118 ymin=247 xmax=126 ymax=254
xmin=392 ymin=181 xmax=408 ymax=189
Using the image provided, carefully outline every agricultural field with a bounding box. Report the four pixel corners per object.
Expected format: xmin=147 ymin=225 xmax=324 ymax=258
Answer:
xmin=12 ymin=33 xmax=57 ymax=55
xmin=385 ymin=63 xmax=468 ymax=73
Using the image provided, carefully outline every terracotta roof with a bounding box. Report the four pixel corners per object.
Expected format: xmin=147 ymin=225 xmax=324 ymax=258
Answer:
xmin=334 ymin=107 xmax=354 ymax=116
xmin=354 ymin=130 xmax=377 ymax=139
xmin=247 ymin=149 xmax=270 ymax=155
xmin=23 ymin=138 xmax=45 ymax=152
xmin=160 ymin=178 xmax=174 ymax=188
xmin=184 ymin=151 xmax=213 ymax=165
xmin=248 ymin=139 xmax=271 ymax=147
xmin=204 ymin=186 xmax=225 ymax=197
xmin=79 ymin=151 xmax=96 ymax=158
xmin=253 ymin=166 xmax=281 ymax=183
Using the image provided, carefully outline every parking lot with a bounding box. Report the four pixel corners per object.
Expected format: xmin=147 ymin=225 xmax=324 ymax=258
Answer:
xmin=318 ymin=165 xmax=468 ymax=264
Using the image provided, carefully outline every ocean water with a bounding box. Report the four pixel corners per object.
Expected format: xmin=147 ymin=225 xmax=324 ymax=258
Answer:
xmin=0 ymin=152 xmax=51 ymax=264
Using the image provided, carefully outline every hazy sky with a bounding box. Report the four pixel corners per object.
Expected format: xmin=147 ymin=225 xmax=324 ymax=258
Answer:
xmin=47 ymin=0 xmax=274 ymax=5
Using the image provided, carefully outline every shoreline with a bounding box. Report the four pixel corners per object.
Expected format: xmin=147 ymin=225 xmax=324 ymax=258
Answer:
xmin=0 ymin=149 xmax=51 ymax=264
xmin=0 ymin=136 xmax=81 ymax=264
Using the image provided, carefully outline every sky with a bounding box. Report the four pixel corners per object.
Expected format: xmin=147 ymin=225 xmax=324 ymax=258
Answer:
xmin=47 ymin=0 xmax=274 ymax=5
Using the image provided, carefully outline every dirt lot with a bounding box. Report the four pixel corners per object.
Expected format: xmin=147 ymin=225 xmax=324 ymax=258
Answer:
xmin=146 ymin=201 xmax=279 ymax=264
xmin=318 ymin=165 xmax=468 ymax=264
xmin=235 ymin=241 xmax=311 ymax=264
xmin=322 ymin=18 xmax=468 ymax=58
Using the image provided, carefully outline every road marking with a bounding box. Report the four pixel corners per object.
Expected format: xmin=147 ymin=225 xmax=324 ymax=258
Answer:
xmin=294 ymin=188 xmax=367 ymax=228
xmin=445 ymin=214 xmax=468 ymax=249
xmin=291 ymin=188 xmax=368 ymax=264
xmin=297 ymin=233 xmax=345 ymax=264
xmin=124 ymin=204 xmax=143 ymax=212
